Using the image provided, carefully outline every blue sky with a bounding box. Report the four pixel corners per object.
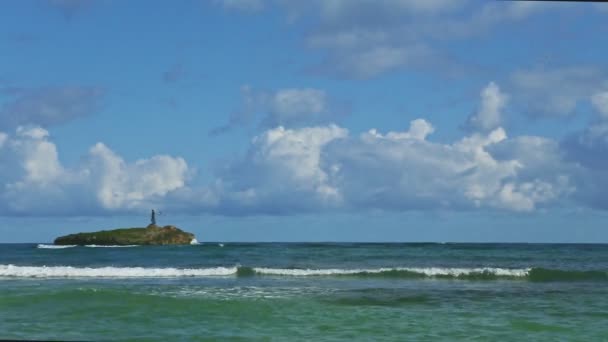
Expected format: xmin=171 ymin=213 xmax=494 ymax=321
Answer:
xmin=1 ymin=0 xmax=608 ymax=242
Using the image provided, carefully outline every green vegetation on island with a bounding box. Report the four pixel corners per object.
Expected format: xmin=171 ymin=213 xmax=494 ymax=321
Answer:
xmin=54 ymin=225 xmax=195 ymax=245
xmin=54 ymin=210 xmax=196 ymax=245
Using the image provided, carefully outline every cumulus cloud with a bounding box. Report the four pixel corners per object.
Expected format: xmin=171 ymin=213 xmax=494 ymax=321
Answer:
xmin=12 ymin=127 xmax=63 ymax=184
xmin=211 ymin=124 xmax=348 ymax=214
xmin=206 ymin=116 xmax=573 ymax=214
xmin=0 ymin=126 xmax=190 ymax=216
xmin=0 ymin=86 xmax=105 ymax=129
xmin=86 ymin=143 xmax=189 ymax=210
xmin=324 ymin=121 xmax=568 ymax=212
xmin=465 ymin=82 xmax=508 ymax=132
xmin=0 ymin=119 xmax=599 ymax=217
xmin=210 ymin=86 xmax=345 ymax=135
xmin=3 ymin=83 xmax=608 ymax=217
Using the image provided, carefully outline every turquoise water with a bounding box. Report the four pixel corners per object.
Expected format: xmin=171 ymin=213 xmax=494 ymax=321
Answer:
xmin=1 ymin=243 xmax=608 ymax=341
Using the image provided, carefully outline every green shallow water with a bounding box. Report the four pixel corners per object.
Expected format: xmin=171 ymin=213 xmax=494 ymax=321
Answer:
xmin=1 ymin=243 xmax=608 ymax=341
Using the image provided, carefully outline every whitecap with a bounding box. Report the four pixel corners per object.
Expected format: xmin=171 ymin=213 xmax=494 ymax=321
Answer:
xmin=252 ymin=267 xmax=531 ymax=277
xmin=37 ymin=244 xmax=76 ymax=249
xmin=0 ymin=264 xmax=238 ymax=278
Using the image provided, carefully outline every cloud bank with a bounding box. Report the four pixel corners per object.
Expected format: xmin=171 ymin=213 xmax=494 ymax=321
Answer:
xmin=2 ymin=80 xmax=608 ymax=217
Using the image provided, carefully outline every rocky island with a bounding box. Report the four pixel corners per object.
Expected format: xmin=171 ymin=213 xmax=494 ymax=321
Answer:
xmin=54 ymin=210 xmax=197 ymax=246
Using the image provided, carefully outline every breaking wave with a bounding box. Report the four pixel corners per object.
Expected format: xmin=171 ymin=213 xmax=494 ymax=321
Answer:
xmin=247 ymin=267 xmax=531 ymax=279
xmin=246 ymin=267 xmax=608 ymax=282
xmin=1 ymin=265 xmax=606 ymax=281
xmin=37 ymin=244 xmax=76 ymax=249
xmin=37 ymin=244 xmax=140 ymax=249
xmin=0 ymin=265 xmax=237 ymax=278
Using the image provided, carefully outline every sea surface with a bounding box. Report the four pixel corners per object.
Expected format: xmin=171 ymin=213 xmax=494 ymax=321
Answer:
xmin=1 ymin=243 xmax=607 ymax=341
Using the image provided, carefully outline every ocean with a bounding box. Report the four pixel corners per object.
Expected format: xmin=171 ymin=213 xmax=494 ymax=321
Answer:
xmin=1 ymin=243 xmax=607 ymax=341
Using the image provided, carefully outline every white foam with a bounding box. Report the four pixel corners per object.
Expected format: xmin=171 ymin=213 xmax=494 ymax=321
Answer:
xmin=252 ymin=267 xmax=531 ymax=277
xmin=37 ymin=244 xmax=76 ymax=249
xmin=0 ymin=264 xmax=237 ymax=278
xmin=0 ymin=265 xmax=532 ymax=279
xmin=190 ymin=238 xmax=199 ymax=245
xmin=218 ymin=243 xmax=224 ymax=247
xmin=85 ymin=245 xmax=139 ymax=248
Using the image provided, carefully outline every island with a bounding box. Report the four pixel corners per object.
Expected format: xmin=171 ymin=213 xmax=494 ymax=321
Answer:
xmin=54 ymin=210 xmax=197 ymax=246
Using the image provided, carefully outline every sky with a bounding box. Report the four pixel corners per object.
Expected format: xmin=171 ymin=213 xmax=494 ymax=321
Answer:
xmin=1 ymin=0 xmax=608 ymax=243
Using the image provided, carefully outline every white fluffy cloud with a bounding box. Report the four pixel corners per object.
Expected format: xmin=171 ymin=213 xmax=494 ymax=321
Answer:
xmin=86 ymin=143 xmax=189 ymax=210
xmin=0 ymin=121 xmax=596 ymax=216
xmin=466 ymin=82 xmax=508 ymax=132
xmin=212 ymin=124 xmax=347 ymax=214
xmin=4 ymin=78 xmax=608 ymax=216
xmin=323 ymin=121 xmax=567 ymax=212
xmin=205 ymin=114 xmax=573 ymax=214
xmin=0 ymin=127 xmax=190 ymax=215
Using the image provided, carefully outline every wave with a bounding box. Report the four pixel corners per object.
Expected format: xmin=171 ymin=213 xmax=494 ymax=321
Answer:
xmin=1 ymin=265 xmax=606 ymax=281
xmin=244 ymin=267 xmax=608 ymax=281
xmin=37 ymin=244 xmax=76 ymax=249
xmin=0 ymin=265 xmax=237 ymax=278
xmin=247 ymin=267 xmax=531 ymax=279
xmin=37 ymin=244 xmax=140 ymax=249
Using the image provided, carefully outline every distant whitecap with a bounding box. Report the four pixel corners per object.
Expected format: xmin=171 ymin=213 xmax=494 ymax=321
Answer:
xmin=37 ymin=244 xmax=76 ymax=249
